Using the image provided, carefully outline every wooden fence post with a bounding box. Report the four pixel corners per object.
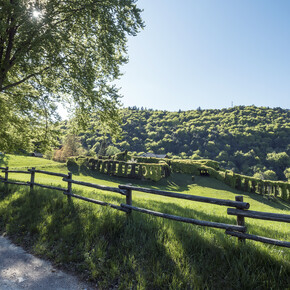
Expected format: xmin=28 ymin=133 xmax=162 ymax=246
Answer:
xmin=125 ymin=184 xmax=132 ymax=216
xmin=4 ymin=166 xmax=8 ymax=192
xmin=235 ymin=196 xmax=246 ymax=243
xmin=67 ymin=172 xmax=72 ymax=200
xmin=30 ymin=167 xmax=35 ymax=192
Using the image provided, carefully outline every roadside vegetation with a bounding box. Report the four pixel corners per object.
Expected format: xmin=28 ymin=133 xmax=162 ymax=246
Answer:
xmin=0 ymin=155 xmax=289 ymax=289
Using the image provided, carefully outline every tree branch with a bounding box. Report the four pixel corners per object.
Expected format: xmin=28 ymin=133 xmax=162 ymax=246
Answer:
xmin=0 ymin=67 xmax=49 ymax=92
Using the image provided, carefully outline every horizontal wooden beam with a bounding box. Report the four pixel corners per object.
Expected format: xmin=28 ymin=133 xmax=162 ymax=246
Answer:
xmin=28 ymin=169 xmax=68 ymax=178
xmin=119 ymin=185 xmax=250 ymax=209
xmin=63 ymin=192 xmax=128 ymax=212
xmin=227 ymin=208 xmax=290 ymax=223
xmin=0 ymin=167 xmax=7 ymax=170
xmin=226 ymin=230 xmax=290 ymax=248
xmin=121 ymin=204 xmax=246 ymax=232
xmin=2 ymin=170 xmax=30 ymax=174
xmin=3 ymin=180 xmax=29 ymax=186
xmin=63 ymin=178 xmax=126 ymax=195
xmin=28 ymin=182 xmax=65 ymax=192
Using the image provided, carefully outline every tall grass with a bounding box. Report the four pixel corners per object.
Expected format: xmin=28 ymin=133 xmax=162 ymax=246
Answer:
xmin=0 ymin=155 xmax=289 ymax=288
xmin=0 ymin=154 xmax=65 ymax=169
xmin=0 ymin=182 xmax=289 ymax=289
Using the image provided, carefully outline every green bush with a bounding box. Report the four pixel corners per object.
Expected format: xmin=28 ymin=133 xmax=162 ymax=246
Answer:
xmin=113 ymin=151 xmax=132 ymax=162
xmin=67 ymin=157 xmax=78 ymax=167
xmin=88 ymin=157 xmax=169 ymax=182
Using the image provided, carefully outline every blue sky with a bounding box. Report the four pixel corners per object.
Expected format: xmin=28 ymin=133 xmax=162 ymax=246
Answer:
xmin=115 ymin=0 xmax=290 ymax=111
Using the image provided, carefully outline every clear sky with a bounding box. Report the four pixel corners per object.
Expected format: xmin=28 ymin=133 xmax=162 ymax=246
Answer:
xmin=115 ymin=0 xmax=290 ymax=111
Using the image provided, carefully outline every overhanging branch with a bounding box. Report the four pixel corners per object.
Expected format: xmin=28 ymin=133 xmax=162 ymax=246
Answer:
xmin=0 ymin=67 xmax=50 ymax=92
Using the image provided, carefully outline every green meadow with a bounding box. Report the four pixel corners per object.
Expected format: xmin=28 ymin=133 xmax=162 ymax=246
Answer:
xmin=0 ymin=155 xmax=289 ymax=289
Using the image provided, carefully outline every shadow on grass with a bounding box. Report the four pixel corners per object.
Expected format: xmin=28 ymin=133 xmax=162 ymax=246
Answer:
xmin=237 ymin=189 xmax=290 ymax=211
xmin=0 ymin=183 xmax=289 ymax=289
xmin=139 ymin=199 xmax=290 ymax=243
xmin=67 ymin=165 xmax=290 ymax=213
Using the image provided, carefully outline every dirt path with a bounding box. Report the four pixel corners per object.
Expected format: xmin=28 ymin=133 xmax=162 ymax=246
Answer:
xmin=0 ymin=235 xmax=94 ymax=289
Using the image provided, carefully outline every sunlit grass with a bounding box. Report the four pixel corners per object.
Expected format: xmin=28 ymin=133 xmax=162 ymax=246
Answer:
xmin=0 ymin=154 xmax=289 ymax=288
xmin=0 ymin=154 xmax=65 ymax=169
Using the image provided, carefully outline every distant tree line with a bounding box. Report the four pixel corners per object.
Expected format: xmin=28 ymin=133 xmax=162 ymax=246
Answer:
xmin=59 ymin=106 xmax=290 ymax=181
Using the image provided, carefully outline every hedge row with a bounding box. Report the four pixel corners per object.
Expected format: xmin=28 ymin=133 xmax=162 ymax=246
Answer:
xmin=169 ymin=159 xmax=290 ymax=201
xmin=68 ymin=156 xmax=289 ymax=200
xmin=223 ymin=171 xmax=290 ymax=200
xmin=87 ymin=159 xmax=170 ymax=182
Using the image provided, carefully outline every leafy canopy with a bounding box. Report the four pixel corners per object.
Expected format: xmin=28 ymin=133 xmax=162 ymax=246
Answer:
xmin=76 ymin=106 xmax=290 ymax=180
xmin=0 ymin=0 xmax=144 ymax=152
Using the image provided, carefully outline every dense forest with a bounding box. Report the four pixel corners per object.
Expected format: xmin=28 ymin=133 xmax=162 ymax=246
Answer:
xmin=60 ymin=106 xmax=289 ymax=181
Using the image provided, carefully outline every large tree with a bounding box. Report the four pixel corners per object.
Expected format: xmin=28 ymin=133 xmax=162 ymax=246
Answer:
xmin=0 ymin=0 xmax=144 ymax=152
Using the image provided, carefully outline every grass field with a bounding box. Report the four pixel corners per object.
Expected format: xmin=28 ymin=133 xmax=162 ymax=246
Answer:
xmin=0 ymin=155 xmax=289 ymax=289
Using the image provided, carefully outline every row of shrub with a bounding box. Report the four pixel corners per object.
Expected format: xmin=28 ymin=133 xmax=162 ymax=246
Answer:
xmin=170 ymin=159 xmax=290 ymax=201
xmin=88 ymin=159 xmax=170 ymax=182
xmin=68 ymin=154 xmax=289 ymax=200
xmin=224 ymin=171 xmax=290 ymax=199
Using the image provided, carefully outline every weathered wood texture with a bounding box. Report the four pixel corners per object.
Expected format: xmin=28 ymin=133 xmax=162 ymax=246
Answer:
xmin=121 ymin=204 xmax=246 ymax=232
xmin=66 ymin=172 xmax=72 ymax=201
xmin=4 ymin=167 xmax=8 ymax=181
xmin=63 ymin=192 xmax=128 ymax=212
xmin=235 ymin=196 xmax=245 ymax=242
xmin=30 ymin=167 xmax=35 ymax=191
xmin=121 ymin=185 xmax=132 ymax=214
xmin=4 ymin=181 xmax=29 ymax=186
xmin=28 ymin=182 xmax=65 ymax=192
xmin=63 ymin=178 xmax=126 ymax=195
xmin=119 ymin=185 xmax=250 ymax=209
xmin=226 ymin=230 xmax=290 ymax=248
xmin=227 ymin=208 xmax=290 ymax=223
xmin=28 ymin=169 xmax=68 ymax=178
xmin=1 ymin=170 xmax=30 ymax=174
xmin=1 ymin=165 xmax=289 ymax=248
xmin=4 ymin=167 xmax=9 ymax=191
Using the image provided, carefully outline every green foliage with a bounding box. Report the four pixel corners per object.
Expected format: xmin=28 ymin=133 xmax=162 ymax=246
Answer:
xmin=77 ymin=106 xmax=290 ymax=180
xmin=106 ymin=145 xmax=121 ymax=156
xmin=0 ymin=95 xmax=59 ymax=153
xmin=168 ymin=159 xmax=290 ymax=201
xmin=267 ymin=152 xmax=290 ymax=168
xmin=89 ymin=157 xmax=169 ymax=182
xmin=0 ymin=0 xmax=144 ymax=151
xmin=67 ymin=157 xmax=77 ymax=167
xmin=141 ymin=163 xmax=163 ymax=182
xmin=284 ymin=168 xmax=290 ymax=181
xmin=113 ymin=151 xmax=132 ymax=162
xmin=0 ymin=157 xmax=289 ymax=289
xmin=134 ymin=156 xmax=166 ymax=163
xmin=263 ymin=170 xmax=278 ymax=181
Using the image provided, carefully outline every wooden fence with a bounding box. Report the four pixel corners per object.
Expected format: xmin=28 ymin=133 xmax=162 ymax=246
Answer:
xmin=0 ymin=166 xmax=289 ymax=248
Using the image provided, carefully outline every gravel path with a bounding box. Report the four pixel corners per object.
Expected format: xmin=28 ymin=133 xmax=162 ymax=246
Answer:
xmin=0 ymin=235 xmax=93 ymax=290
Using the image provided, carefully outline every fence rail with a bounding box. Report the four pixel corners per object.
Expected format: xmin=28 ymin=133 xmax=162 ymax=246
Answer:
xmin=119 ymin=184 xmax=250 ymax=209
xmin=227 ymin=208 xmax=290 ymax=223
xmin=120 ymin=204 xmax=246 ymax=232
xmin=28 ymin=169 xmax=68 ymax=178
xmin=2 ymin=170 xmax=31 ymax=174
xmin=62 ymin=178 xmax=126 ymax=195
xmin=226 ymin=230 xmax=290 ymax=248
xmin=0 ymin=166 xmax=289 ymax=248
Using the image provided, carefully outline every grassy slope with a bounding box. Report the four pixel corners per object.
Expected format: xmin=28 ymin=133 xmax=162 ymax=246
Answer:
xmin=0 ymin=154 xmax=66 ymax=169
xmin=0 ymin=155 xmax=289 ymax=289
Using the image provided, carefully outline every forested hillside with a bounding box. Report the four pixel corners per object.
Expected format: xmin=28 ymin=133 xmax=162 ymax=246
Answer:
xmin=74 ymin=106 xmax=290 ymax=181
